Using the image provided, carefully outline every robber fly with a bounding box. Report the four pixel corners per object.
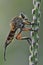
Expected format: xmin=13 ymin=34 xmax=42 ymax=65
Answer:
xmin=4 ymin=13 xmax=32 ymax=61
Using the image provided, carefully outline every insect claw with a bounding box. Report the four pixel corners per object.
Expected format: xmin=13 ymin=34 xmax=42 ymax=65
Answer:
xmin=21 ymin=37 xmax=32 ymax=45
xmin=27 ymin=38 xmax=32 ymax=45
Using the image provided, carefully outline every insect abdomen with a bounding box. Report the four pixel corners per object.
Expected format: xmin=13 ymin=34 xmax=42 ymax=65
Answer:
xmin=4 ymin=28 xmax=17 ymax=61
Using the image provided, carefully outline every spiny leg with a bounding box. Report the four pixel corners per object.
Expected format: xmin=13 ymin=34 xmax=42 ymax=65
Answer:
xmin=16 ymin=28 xmax=31 ymax=40
xmin=16 ymin=30 xmax=22 ymax=40
xmin=22 ymin=28 xmax=31 ymax=31
xmin=16 ymin=28 xmax=32 ymax=44
xmin=16 ymin=32 xmax=32 ymax=44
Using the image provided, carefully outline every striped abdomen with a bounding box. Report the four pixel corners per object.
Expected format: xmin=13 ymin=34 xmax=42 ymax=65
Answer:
xmin=4 ymin=28 xmax=17 ymax=61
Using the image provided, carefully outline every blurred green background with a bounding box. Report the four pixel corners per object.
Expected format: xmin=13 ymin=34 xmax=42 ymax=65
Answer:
xmin=0 ymin=0 xmax=43 ymax=65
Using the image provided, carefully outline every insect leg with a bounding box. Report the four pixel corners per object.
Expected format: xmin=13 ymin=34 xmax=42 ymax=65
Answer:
xmin=22 ymin=28 xmax=32 ymax=31
xmin=16 ymin=28 xmax=32 ymax=44
xmin=16 ymin=33 xmax=32 ymax=44
xmin=16 ymin=29 xmax=22 ymax=40
xmin=23 ymin=21 xmax=31 ymax=25
xmin=21 ymin=37 xmax=32 ymax=45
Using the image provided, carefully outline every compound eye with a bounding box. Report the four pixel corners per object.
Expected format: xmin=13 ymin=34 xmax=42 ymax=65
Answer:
xmin=20 ymin=13 xmax=28 ymax=20
xmin=21 ymin=13 xmax=25 ymax=19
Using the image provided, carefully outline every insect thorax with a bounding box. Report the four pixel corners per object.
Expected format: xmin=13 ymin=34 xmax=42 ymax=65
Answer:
xmin=11 ymin=17 xmax=25 ymax=28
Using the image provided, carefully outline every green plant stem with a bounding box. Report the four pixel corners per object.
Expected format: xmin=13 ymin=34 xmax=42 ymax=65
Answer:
xmin=29 ymin=0 xmax=41 ymax=65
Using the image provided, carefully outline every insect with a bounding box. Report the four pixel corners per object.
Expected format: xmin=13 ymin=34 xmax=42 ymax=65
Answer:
xmin=4 ymin=13 xmax=32 ymax=61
